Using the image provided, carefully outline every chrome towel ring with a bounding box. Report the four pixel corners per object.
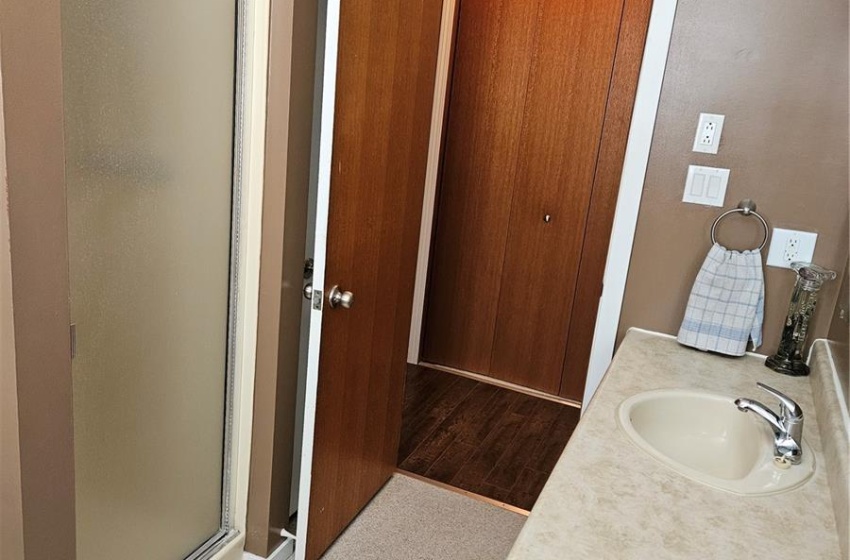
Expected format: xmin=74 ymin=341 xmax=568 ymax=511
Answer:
xmin=710 ymin=199 xmax=770 ymax=251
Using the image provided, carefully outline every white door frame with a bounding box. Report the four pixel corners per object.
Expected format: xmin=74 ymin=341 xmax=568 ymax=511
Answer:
xmin=407 ymin=0 xmax=680 ymax=409
xmin=581 ymin=0 xmax=679 ymax=406
xmin=406 ymin=0 xmax=459 ymax=366
xmin=221 ymin=3 xmax=334 ymax=559
xmin=291 ymin=0 xmax=341 ymax=559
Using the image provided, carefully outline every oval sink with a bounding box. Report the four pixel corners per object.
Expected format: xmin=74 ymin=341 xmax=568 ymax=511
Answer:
xmin=617 ymin=389 xmax=815 ymax=496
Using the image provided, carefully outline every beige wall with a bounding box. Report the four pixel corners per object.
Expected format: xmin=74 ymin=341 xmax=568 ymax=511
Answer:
xmin=0 ymin=0 xmax=76 ymax=557
xmin=620 ymin=0 xmax=849 ymax=355
xmin=0 ymin=51 xmax=24 ymax=560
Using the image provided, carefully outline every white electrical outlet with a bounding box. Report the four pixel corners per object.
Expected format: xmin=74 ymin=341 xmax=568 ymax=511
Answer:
xmin=783 ymin=237 xmax=800 ymax=262
xmin=700 ymin=122 xmax=717 ymax=144
xmin=766 ymin=228 xmax=818 ymax=268
xmin=693 ymin=113 xmax=725 ymax=154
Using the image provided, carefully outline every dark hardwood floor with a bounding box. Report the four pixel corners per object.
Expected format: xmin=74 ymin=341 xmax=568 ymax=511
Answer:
xmin=397 ymin=365 xmax=580 ymax=510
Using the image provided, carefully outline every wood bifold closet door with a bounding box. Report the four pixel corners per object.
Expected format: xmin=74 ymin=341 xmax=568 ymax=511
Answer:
xmin=422 ymin=0 xmax=649 ymax=400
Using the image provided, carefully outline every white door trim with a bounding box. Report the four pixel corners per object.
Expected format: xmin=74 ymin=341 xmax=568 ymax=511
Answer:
xmin=406 ymin=0 xmax=458 ymax=363
xmin=406 ymin=0 xmax=680 ymax=409
xmin=292 ymin=0 xmax=342 ymax=558
xmin=243 ymin=538 xmax=295 ymax=560
xmin=581 ymin=0 xmax=678 ymax=407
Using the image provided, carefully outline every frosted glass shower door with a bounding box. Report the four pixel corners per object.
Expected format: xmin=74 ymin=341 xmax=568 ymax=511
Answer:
xmin=61 ymin=1 xmax=238 ymax=559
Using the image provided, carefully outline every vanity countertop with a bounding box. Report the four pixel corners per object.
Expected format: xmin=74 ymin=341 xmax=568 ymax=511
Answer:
xmin=507 ymin=329 xmax=841 ymax=560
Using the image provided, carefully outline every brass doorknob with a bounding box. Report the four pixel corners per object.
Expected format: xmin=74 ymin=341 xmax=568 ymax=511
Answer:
xmin=327 ymin=285 xmax=354 ymax=309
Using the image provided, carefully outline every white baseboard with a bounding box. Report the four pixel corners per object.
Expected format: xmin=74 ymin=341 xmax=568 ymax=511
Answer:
xmin=243 ymin=538 xmax=295 ymax=560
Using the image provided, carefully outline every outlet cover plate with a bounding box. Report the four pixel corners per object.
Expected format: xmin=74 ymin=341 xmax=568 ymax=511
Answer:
xmin=766 ymin=228 xmax=818 ymax=269
xmin=693 ymin=113 xmax=725 ymax=154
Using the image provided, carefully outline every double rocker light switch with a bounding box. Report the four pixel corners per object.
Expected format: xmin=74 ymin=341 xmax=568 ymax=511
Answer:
xmin=682 ymin=165 xmax=730 ymax=208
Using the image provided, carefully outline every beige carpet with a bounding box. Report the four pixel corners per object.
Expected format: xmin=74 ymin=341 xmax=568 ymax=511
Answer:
xmin=321 ymin=474 xmax=525 ymax=560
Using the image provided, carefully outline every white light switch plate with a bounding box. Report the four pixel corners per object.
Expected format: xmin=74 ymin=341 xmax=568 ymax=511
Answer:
xmin=766 ymin=228 xmax=818 ymax=268
xmin=693 ymin=113 xmax=725 ymax=154
xmin=682 ymin=165 xmax=729 ymax=207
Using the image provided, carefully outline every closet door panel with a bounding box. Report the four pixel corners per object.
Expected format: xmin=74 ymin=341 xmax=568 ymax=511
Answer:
xmin=490 ymin=0 xmax=626 ymax=394
xmin=560 ymin=0 xmax=653 ymax=401
xmin=421 ymin=0 xmax=540 ymax=373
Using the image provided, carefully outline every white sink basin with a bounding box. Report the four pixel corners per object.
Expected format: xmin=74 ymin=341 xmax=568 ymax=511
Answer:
xmin=617 ymin=389 xmax=815 ymax=495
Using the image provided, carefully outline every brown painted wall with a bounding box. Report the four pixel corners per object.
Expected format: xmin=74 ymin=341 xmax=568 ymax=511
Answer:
xmin=273 ymin=0 xmax=316 ymax=526
xmin=620 ymin=0 xmax=849 ymax=355
xmin=0 ymin=52 xmax=25 ymax=560
xmin=0 ymin=0 xmax=77 ymax=557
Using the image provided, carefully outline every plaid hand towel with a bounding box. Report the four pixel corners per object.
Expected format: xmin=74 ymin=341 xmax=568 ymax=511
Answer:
xmin=677 ymin=243 xmax=764 ymax=356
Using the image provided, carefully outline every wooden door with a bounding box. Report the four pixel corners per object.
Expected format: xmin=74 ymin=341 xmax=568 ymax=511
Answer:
xmin=304 ymin=1 xmax=442 ymax=558
xmin=422 ymin=0 xmax=649 ymax=399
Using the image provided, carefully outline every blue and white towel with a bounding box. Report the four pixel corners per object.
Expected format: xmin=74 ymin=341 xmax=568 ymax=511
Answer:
xmin=677 ymin=243 xmax=764 ymax=356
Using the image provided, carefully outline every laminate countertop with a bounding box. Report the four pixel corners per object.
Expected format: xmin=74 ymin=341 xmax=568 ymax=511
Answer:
xmin=507 ymin=329 xmax=842 ymax=560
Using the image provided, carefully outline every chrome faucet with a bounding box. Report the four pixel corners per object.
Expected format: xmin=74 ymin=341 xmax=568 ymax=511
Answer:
xmin=734 ymin=382 xmax=804 ymax=466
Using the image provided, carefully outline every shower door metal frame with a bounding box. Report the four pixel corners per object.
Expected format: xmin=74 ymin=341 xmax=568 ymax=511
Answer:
xmin=185 ymin=0 xmax=261 ymax=557
xmin=68 ymin=0 xmax=262 ymax=556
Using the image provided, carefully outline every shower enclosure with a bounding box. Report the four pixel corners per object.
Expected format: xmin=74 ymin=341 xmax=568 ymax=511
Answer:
xmin=61 ymin=0 xmax=241 ymax=558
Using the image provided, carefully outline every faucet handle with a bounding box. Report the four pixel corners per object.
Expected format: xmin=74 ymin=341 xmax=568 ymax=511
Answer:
xmin=756 ymin=382 xmax=803 ymax=421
